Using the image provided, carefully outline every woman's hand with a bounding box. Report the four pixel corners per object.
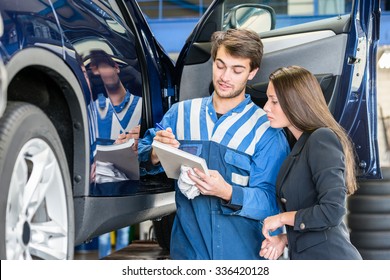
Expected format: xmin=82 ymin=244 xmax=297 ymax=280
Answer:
xmin=259 ymin=234 xmax=287 ymax=260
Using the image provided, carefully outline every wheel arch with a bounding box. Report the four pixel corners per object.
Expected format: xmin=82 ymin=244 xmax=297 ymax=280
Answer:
xmin=4 ymin=48 xmax=90 ymax=197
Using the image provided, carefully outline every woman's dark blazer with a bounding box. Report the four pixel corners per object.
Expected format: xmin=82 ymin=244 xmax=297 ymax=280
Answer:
xmin=276 ymin=127 xmax=362 ymax=260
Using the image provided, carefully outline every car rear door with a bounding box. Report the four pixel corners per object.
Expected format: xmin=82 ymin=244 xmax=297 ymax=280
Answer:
xmin=175 ymin=0 xmax=381 ymax=179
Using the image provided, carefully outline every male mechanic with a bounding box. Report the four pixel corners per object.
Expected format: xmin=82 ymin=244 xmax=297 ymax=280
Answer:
xmin=89 ymin=49 xmax=141 ymax=144
xmin=139 ymin=29 xmax=290 ymax=259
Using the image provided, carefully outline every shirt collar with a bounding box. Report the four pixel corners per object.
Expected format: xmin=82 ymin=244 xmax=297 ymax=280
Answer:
xmin=206 ymin=92 xmax=252 ymax=118
xmin=113 ymin=90 xmax=131 ymax=113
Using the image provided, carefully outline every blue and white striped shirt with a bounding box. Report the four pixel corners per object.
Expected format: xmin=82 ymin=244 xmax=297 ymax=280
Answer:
xmin=174 ymin=95 xmax=270 ymax=155
xmin=95 ymin=90 xmax=141 ymax=143
xmin=139 ymin=94 xmax=290 ymax=259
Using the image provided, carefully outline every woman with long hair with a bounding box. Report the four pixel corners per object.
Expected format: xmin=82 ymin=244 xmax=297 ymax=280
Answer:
xmin=260 ymin=65 xmax=362 ymax=260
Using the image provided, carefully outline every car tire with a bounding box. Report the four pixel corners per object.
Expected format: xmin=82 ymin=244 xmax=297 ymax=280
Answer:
xmin=356 ymin=248 xmax=390 ymax=260
xmin=0 ymin=102 xmax=74 ymax=259
xmin=347 ymin=213 xmax=390 ymax=231
xmin=350 ymin=231 xmax=390 ymax=249
xmin=153 ymin=212 xmax=175 ymax=251
xmin=348 ymin=195 xmax=390 ymax=213
xmin=348 ymin=168 xmax=390 ymax=259
xmin=354 ymin=180 xmax=390 ymax=195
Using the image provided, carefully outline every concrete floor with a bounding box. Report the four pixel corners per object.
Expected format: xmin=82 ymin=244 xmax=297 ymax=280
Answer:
xmin=75 ymin=240 xmax=170 ymax=260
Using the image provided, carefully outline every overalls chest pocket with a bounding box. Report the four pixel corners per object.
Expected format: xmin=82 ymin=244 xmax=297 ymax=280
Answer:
xmin=224 ymin=149 xmax=251 ymax=187
xmin=179 ymin=141 xmax=206 ymax=157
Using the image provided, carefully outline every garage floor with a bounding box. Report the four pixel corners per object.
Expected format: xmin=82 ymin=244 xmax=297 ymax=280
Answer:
xmin=75 ymin=240 xmax=170 ymax=260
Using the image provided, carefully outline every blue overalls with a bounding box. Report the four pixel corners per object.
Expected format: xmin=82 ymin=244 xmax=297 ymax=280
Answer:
xmin=139 ymin=94 xmax=290 ymax=259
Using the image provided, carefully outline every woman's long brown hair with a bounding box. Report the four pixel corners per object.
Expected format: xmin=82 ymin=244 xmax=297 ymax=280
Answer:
xmin=270 ymin=66 xmax=357 ymax=195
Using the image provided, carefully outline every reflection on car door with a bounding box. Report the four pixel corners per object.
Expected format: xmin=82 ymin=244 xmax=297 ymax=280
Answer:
xmin=60 ymin=0 xmax=143 ymax=196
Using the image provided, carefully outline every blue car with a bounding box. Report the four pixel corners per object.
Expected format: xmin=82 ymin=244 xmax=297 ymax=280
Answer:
xmin=0 ymin=0 xmax=381 ymax=259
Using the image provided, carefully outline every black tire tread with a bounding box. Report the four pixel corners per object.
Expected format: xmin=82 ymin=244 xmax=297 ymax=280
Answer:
xmin=153 ymin=212 xmax=175 ymax=251
xmin=348 ymin=195 xmax=390 ymax=213
xmin=0 ymin=102 xmax=34 ymax=168
xmin=355 ymin=180 xmax=390 ymax=195
xmin=348 ymin=213 xmax=390 ymax=231
xmin=357 ymin=248 xmax=390 ymax=260
xmin=350 ymin=231 xmax=390 ymax=249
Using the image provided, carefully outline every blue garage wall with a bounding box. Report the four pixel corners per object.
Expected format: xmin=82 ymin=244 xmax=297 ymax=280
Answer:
xmin=148 ymin=18 xmax=198 ymax=54
xmin=148 ymin=11 xmax=390 ymax=54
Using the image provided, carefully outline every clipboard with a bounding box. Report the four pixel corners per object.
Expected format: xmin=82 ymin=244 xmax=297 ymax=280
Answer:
xmin=152 ymin=140 xmax=209 ymax=179
xmin=95 ymin=138 xmax=139 ymax=180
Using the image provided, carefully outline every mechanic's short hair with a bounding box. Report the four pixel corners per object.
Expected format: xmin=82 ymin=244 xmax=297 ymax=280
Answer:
xmin=89 ymin=49 xmax=116 ymax=68
xmin=211 ymin=29 xmax=263 ymax=71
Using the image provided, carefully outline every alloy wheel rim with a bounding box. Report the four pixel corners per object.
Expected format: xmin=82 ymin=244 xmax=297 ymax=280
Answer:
xmin=5 ymin=138 xmax=68 ymax=259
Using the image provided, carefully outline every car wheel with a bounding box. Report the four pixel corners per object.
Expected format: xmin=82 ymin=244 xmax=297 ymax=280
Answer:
xmin=153 ymin=212 xmax=175 ymax=251
xmin=0 ymin=102 xmax=74 ymax=259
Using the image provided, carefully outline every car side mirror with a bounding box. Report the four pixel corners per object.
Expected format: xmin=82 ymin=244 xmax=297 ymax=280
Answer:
xmin=223 ymin=4 xmax=276 ymax=33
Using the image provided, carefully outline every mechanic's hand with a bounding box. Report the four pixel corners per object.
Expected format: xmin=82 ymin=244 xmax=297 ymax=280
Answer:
xmin=151 ymin=127 xmax=180 ymax=165
xmin=114 ymin=125 xmax=140 ymax=153
xmin=188 ymin=168 xmax=232 ymax=201
xmin=262 ymin=214 xmax=284 ymax=239
xmin=114 ymin=125 xmax=140 ymax=144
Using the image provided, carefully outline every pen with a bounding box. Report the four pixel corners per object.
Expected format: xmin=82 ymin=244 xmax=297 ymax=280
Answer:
xmin=155 ymin=123 xmax=165 ymax=130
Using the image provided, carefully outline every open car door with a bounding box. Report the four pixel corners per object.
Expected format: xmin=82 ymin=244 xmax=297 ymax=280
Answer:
xmin=175 ymin=0 xmax=381 ymax=179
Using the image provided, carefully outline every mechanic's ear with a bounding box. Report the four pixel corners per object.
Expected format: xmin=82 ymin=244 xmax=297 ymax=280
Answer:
xmin=248 ymin=67 xmax=259 ymax=80
xmin=115 ymin=63 xmax=120 ymax=73
xmin=91 ymin=65 xmax=99 ymax=75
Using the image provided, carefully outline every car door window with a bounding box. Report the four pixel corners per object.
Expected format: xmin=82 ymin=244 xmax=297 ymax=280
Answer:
xmin=248 ymin=0 xmax=352 ymax=29
xmin=138 ymin=0 xmax=352 ymax=21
